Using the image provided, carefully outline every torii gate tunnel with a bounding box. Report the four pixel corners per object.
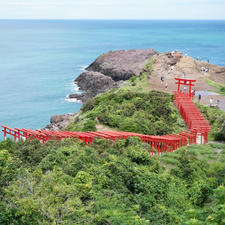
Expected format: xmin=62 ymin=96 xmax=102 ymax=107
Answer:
xmin=1 ymin=77 xmax=210 ymax=154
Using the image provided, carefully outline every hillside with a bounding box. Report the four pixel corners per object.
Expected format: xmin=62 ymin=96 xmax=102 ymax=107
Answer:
xmin=1 ymin=49 xmax=225 ymax=225
xmin=66 ymin=89 xmax=185 ymax=135
xmin=65 ymin=67 xmax=225 ymax=141
xmin=0 ymin=138 xmax=225 ymax=225
xmin=49 ymin=49 xmax=225 ymax=131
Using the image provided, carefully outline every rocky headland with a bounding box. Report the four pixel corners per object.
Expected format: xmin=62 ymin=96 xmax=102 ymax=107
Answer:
xmin=69 ymin=48 xmax=158 ymax=102
xmin=46 ymin=48 xmax=225 ymax=130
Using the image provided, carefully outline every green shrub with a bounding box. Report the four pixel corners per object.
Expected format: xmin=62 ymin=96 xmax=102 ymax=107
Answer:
xmin=0 ymin=138 xmax=225 ymax=225
xmin=196 ymin=102 xmax=225 ymax=141
xmin=82 ymin=119 xmax=96 ymax=131
xmin=67 ymin=89 xmax=183 ymax=135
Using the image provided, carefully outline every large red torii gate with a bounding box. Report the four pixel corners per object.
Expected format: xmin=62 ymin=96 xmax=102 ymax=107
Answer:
xmin=175 ymin=77 xmax=196 ymax=97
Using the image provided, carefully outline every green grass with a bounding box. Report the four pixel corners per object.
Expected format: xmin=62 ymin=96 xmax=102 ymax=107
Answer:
xmin=128 ymin=73 xmax=150 ymax=90
xmin=143 ymin=58 xmax=153 ymax=74
xmin=205 ymin=78 xmax=225 ymax=96
xmin=161 ymin=143 xmax=225 ymax=168
xmin=160 ymin=154 xmax=179 ymax=165
xmin=128 ymin=58 xmax=153 ymax=89
xmin=196 ymin=102 xmax=225 ymax=141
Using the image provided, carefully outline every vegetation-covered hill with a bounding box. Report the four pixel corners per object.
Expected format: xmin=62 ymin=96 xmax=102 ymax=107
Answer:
xmin=65 ymin=86 xmax=225 ymax=141
xmin=0 ymin=138 xmax=224 ymax=225
xmin=66 ymin=89 xmax=185 ymax=135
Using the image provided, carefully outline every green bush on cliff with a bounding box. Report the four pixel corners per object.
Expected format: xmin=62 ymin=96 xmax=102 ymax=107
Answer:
xmin=196 ymin=102 xmax=225 ymax=141
xmin=0 ymin=138 xmax=225 ymax=225
xmin=67 ymin=89 xmax=184 ymax=135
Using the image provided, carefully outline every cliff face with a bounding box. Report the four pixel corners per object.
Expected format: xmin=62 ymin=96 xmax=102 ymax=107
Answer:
xmin=86 ymin=48 xmax=158 ymax=81
xmin=69 ymin=71 xmax=118 ymax=102
xmin=69 ymin=49 xmax=158 ymax=102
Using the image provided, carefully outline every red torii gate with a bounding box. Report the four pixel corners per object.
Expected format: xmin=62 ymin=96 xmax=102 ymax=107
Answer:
xmin=175 ymin=77 xmax=196 ymax=97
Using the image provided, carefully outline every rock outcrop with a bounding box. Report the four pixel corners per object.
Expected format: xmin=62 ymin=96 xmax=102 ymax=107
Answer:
xmin=86 ymin=48 xmax=158 ymax=81
xmin=45 ymin=113 xmax=77 ymax=130
xmin=69 ymin=49 xmax=158 ymax=102
xmin=69 ymin=71 xmax=118 ymax=102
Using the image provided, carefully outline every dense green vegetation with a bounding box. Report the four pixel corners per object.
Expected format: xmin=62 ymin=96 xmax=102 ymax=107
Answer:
xmin=196 ymin=102 xmax=225 ymax=141
xmin=66 ymin=88 xmax=224 ymax=141
xmin=0 ymin=138 xmax=224 ymax=225
xmin=66 ymin=89 xmax=185 ymax=135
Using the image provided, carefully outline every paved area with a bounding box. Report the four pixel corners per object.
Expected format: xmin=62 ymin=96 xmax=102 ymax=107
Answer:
xmin=195 ymin=95 xmax=225 ymax=112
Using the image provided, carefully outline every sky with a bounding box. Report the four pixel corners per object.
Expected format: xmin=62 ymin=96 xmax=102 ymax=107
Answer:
xmin=0 ymin=0 xmax=224 ymax=20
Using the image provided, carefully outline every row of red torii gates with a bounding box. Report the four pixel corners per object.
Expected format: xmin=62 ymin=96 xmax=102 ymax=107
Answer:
xmin=1 ymin=78 xmax=210 ymax=155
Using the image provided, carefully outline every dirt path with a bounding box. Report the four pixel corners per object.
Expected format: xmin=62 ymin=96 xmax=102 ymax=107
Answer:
xmin=96 ymin=124 xmax=117 ymax=132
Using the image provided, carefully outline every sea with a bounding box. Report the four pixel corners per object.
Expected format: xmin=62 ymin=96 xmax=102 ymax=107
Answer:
xmin=0 ymin=20 xmax=224 ymax=138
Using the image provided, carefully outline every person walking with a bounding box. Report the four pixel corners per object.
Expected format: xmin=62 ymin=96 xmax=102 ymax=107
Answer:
xmin=216 ymin=99 xmax=220 ymax=108
xmin=210 ymin=98 xmax=213 ymax=107
xmin=198 ymin=94 xmax=201 ymax=102
xmin=165 ymin=83 xmax=168 ymax=90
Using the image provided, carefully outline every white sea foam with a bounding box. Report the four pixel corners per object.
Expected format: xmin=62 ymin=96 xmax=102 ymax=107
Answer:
xmin=65 ymin=81 xmax=81 ymax=92
xmin=72 ymin=82 xmax=80 ymax=92
xmin=79 ymin=65 xmax=88 ymax=71
xmin=65 ymin=95 xmax=82 ymax=103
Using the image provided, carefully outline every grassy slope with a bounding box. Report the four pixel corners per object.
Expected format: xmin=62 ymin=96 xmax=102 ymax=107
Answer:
xmin=196 ymin=102 xmax=225 ymax=141
xmin=66 ymin=58 xmax=186 ymax=135
xmin=205 ymin=78 xmax=225 ymax=96
xmin=66 ymin=89 xmax=185 ymax=135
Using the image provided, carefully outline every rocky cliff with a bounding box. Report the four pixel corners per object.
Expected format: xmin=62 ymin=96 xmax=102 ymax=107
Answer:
xmin=69 ymin=48 xmax=158 ymax=102
xmin=69 ymin=71 xmax=119 ymax=102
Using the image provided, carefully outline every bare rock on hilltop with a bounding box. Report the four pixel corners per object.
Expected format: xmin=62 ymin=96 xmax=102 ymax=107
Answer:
xmin=69 ymin=49 xmax=158 ymax=102
xmin=86 ymin=48 xmax=159 ymax=81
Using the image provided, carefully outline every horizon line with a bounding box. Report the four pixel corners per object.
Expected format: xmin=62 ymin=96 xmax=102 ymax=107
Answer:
xmin=0 ymin=18 xmax=224 ymax=21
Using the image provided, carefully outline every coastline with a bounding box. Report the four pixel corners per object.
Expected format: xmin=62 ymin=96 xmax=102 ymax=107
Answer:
xmin=45 ymin=48 xmax=225 ymax=130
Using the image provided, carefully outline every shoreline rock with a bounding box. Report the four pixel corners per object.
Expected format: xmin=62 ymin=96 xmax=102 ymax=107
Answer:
xmin=45 ymin=113 xmax=77 ymax=130
xmin=69 ymin=71 xmax=119 ymax=102
xmin=69 ymin=48 xmax=158 ymax=102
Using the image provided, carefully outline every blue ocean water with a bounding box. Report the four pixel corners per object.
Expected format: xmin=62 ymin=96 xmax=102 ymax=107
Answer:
xmin=0 ymin=20 xmax=224 ymax=137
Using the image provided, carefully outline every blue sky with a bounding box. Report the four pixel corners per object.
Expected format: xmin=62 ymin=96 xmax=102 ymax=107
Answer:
xmin=0 ymin=0 xmax=224 ymax=19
